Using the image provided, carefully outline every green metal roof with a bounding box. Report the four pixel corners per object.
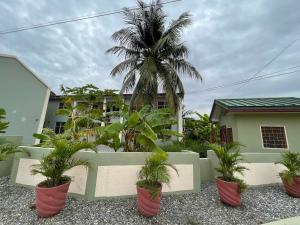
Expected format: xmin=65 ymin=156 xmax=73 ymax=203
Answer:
xmin=215 ymin=97 xmax=300 ymax=109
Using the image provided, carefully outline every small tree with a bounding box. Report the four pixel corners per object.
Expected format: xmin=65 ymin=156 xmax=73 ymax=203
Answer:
xmin=31 ymin=137 xmax=95 ymax=187
xmin=95 ymin=105 xmax=180 ymax=152
xmin=276 ymin=151 xmax=300 ymax=184
xmin=210 ymin=142 xmax=247 ymax=192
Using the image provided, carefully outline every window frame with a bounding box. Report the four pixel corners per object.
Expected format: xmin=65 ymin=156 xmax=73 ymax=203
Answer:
xmin=260 ymin=125 xmax=289 ymax=150
xmin=55 ymin=122 xmax=66 ymax=134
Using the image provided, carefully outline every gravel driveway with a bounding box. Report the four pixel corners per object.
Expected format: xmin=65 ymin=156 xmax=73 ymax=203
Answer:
xmin=1 ymin=176 xmax=300 ymax=225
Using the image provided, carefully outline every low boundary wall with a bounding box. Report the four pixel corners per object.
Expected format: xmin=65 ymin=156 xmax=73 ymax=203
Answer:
xmin=10 ymin=147 xmax=201 ymax=200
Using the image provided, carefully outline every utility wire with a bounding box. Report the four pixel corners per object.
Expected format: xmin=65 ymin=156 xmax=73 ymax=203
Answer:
xmin=188 ymin=66 xmax=300 ymax=94
xmin=230 ymin=34 xmax=300 ymax=93
xmin=0 ymin=0 xmax=181 ymax=35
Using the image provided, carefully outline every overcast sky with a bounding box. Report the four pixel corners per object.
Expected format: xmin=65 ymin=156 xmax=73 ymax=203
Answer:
xmin=1 ymin=0 xmax=300 ymax=114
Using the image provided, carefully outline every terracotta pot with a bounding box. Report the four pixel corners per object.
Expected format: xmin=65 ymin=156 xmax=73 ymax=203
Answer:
xmin=35 ymin=180 xmax=71 ymax=218
xmin=216 ymin=177 xmax=241 ymax=206
xmin=282 ymin=176 xmax=300 ymax=198
xmin=137 ymin=183 xmax=162 ymax=217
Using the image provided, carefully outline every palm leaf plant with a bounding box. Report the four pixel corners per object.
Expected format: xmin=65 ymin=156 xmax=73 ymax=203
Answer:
xmin=0 ymin=108 xmax=27 ymax=161
xmin=107 ymin=0 xmax=202 ymax=113
xmin=276 ymin=151 xmax=300 ymax=198
xmin=136 ymin=149 xmax=178 ymax=217
xmin=31 ymin=136 xmax=96 ymax=218
xmin=210 ymin=142 xmax=247 ymax=206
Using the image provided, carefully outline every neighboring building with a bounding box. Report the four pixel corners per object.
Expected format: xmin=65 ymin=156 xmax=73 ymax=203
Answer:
xmin=0 ymin=54 xmax=51 ymax=145
xmin=44 ymin=93 xmax=183 ymax=136
xmin=210 ymin=97 xmax=300 ymax=153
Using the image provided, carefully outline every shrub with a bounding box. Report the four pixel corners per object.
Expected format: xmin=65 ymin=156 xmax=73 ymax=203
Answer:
xmin=210 ymin=142 xmax=248 ymax=193
xmin=137 ymin=150 xmax=177 ymax=198
xmin=276 ymin=151 xmax=300 ymax=184
xmin=161 ymin=139 xmax=209 ymax=158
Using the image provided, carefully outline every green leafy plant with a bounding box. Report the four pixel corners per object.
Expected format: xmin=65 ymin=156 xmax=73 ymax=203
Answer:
xmin=31 ymin=138 xmax=95 ymax=187
xmin=161 ymin=139 xmax=209 ymax=158
xmin=137 ymin=150 xmax=178 ymax=198
xmin=276 ymin=151 xmax=300 ymax=184
xmin=184 ymin=113 xmax=219 ymax=144
xmin=107 ymin=0 xmax=202 ymax=113
xmin=0 ymin=108 xmax=28 ymax=161
xmin=33 ymin=128 xmax=73 ymax=147
xmin=96 ymin=105 xmax=181 ymax=152
xmin=210 ymin=142 xmax=248 ymax=193
xmin=0 ymin=108 xmax=9 ymax=133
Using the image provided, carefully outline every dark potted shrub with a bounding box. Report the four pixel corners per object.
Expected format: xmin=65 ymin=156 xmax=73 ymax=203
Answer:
xmin=276 ymin=151 xmax=300 ymax=198
xmin=31 ymin=138 xmax=94 ymax=218
xmin=136 ymin=150 xmax=177 ymax=217
xmin=210 ymin=143 xmax=247 ymax=206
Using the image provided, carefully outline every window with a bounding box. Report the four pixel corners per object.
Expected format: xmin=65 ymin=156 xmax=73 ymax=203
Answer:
xmin=55 ymin=122 xmax=65 ymax=134
xmin=112 ymin=105 xmax=119 ymax=111
xmin=58 ymin=102 xmax=64 ymax=109
xmin=157 ymin=101 xmax=167 ymax=109
xmin=261 ymin=126 xmax=288 ymax=149
xmin=220 ymin=126 xmax=233 ymax=146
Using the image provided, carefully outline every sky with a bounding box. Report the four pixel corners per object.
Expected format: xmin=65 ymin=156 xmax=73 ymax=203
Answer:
xmin=0 ymin=0 xmax=300 ymax=114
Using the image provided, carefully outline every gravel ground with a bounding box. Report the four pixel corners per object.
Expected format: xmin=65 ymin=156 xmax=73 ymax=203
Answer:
xmin=0 ymin=176 xmax=300 ymax=225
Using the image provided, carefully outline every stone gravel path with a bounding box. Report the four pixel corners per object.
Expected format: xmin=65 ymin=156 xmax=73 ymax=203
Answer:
xmin=0 ymin=176 xmax=300 ymax=225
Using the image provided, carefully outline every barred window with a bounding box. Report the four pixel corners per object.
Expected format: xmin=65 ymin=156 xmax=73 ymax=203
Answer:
xmin=220 ymin=126 xmax=233 ymax=146
xmin=55 ymin=122 xmax=65 ymax=134
xmin=157 ymin=101 xmax=168 ymax=109
xmin=58 ymin=102 xmax=64 ymax=109
xmin=261 ymin=126 xmax=287 ymax=149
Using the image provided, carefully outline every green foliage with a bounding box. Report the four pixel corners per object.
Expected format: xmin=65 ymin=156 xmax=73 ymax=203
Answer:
xmin=31 ymin=137 xmax=96 ymax=187
xmin=161 ymin=139 xmax=209 ymax=158
xmin=33 ymin=128 xmax=73 ymax=147
xmin=107 ymin=0 xmax=201 ymax=113
xmin=210 ymin=142 xmax=248 ymax=193
xmin=56 ymin=84 xmax=119 ymax=141
xmin=137 ymin=150 xmax=178 ymax=198
xmin=96 ymin=105 xmax=180 ymax=152
xmin=0 ymin=142 xmax=28 ymax=161
xmin=184 ymin=113 xmax=219 ymax=143
xmin=0 ymin=108 xmax=9 ymax=133
xmin=276 ymin=151 xmax=300 ymax=184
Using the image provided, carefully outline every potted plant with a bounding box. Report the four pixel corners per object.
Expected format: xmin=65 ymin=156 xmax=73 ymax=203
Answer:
xmin=31 ymin=138 xmax=95 ymax=218
xmin=276 ymin=151 xmax=300 ymax=198
xmin=210 ymin=142 xmax=247 ymax=206
xmin=136 ymin=150 xmax=177 ymax=217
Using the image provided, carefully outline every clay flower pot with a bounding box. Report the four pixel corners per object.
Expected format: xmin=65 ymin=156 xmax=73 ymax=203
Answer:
xmin=282 ymin=176 xmax=300 ymax=198
xmin=35 ymin=180 xmax=71 ymax=218
xmin=137 ymin=183 xmax=162 ymax=217
xmin=216 ymin=177 xmax=241 ymax=207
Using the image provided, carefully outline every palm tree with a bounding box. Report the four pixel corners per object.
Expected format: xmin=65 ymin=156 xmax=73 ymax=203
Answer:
xmin=107 ymin=0 xmax=201 ymax=113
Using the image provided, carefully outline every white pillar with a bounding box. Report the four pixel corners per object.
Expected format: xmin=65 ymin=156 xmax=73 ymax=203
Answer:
xmin=177 ymin=100 xmax=183 ymax=141
xmin=101 ymin=97 xmax=107 ymax=127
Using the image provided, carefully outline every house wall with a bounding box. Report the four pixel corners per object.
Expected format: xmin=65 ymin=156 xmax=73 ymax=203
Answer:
xmin=0 ymin=56 xmax=50 ymax=145
xmin=235 ymin=113 xmax=300 ymax=153
xmin=219 ymin=113 xmax=300 ymax=153
xmin=44 ymin=100 xmax=67 ymax=130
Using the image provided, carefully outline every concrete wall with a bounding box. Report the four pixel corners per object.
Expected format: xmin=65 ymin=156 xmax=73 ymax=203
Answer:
xmin=10 ymin=147 xmax=200 ymax=199
xmin=220 ymin=113 xmax=300 ymax=153
xmin=206 ymin=150 xmax=286 ymax=185
xmin=0 ymin=56 xmax=50 ymax=145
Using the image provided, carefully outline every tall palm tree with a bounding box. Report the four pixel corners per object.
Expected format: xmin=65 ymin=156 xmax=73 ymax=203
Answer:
xmin=107 ymin=0 xmax=202 ymax=113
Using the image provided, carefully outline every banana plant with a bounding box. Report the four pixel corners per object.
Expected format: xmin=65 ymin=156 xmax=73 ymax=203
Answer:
xmin=95 ymin=105 xmax=181 ymax=152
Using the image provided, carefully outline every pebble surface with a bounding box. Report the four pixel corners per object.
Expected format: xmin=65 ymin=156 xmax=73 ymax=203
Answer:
xmin=0 ymin=176 xmax=300 ymax=225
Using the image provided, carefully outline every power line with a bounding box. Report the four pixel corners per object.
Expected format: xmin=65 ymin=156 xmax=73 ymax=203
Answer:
xmin=0 ymin=0 xmax=181 ymax=35
xmin=188 ymin=66 xmax=300 ymax=94
xmin=231 ymin=34 xmax=300 ymax=93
